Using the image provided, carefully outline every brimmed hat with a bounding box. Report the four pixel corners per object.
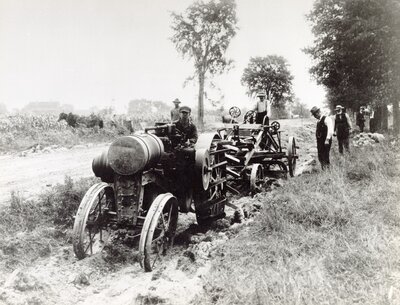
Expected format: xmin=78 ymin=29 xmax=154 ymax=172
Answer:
xmin=256 ymin=90 xmax=266 ymax=97
xmin=173 ymin=98 xmax=181 ymax=104
xmin=179 ymin=106 xmax=191 ymax=113
xmin=310 ymin=106 xmax=320 ymax=114
xmin=335 ymin=105 xmax=343 ymax=110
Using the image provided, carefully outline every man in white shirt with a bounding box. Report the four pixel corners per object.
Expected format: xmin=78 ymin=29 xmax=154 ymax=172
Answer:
xmin=255 ymin=90 xmax=269 ymax=125
xmin=310 ymin=106 xmax=334 ymax=170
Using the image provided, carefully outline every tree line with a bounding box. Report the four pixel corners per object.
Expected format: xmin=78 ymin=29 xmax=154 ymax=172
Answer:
xmin=170 ymin=0 xmax=399 ymax=133
xmin=305 ymin=0 xmax=400 ymax=133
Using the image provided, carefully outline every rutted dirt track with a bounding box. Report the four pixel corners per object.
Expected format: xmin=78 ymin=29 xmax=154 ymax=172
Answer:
xmin=0 ymin=119 xmax=316 ymax=305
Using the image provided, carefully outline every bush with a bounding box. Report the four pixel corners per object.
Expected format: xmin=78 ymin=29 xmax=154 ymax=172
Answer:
xmin=38 ymin=176 xmax=98 ymax=227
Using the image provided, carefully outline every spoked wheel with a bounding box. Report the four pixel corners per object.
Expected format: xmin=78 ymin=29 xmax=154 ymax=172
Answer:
xmin=73 ymin=182 xmax=113 ymax=259
xmin=229 ymin=106 xmax=241 ymax=119
xmin=244 ymin=110 xmax=256 ymax=123
xmin=139 ymin=193 xmax=178 ymax=272
xmin=250 ymin=163 xmax=264 ymax=194
xmin=287 ymin=136 xmax=297 ymax=177
xmin=270 ymin=121 xmax=280 ymax=132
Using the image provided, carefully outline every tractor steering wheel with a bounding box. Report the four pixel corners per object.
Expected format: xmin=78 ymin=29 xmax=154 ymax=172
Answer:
xmin=244 ymin=110 xmax=256 ymax=123
xmin=228 ymin=106 xmax=241 ymax=119
xmin=270 ymin=121 xmax=280 ymax=132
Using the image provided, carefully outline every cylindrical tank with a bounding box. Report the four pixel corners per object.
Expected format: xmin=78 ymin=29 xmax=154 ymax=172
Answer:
xmin=108 ymin=134 xmax=164 ymax=175
xmin=92 ymin=150 xmax=114 ymax=182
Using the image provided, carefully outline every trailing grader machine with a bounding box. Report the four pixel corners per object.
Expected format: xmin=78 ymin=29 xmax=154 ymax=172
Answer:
xmin=72 ymin=109 xmax=297 ymax=271
xmin=220 ymin=106 xmax=298 ymax=194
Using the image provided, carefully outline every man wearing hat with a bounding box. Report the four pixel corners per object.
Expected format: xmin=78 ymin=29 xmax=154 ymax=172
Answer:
xmin=310 ymin=106 xmax=334 ymax=170
xmin=334 ymin=105 xmax=352 ymax=154
xmin=174 ymin=105 xmax=198 ymax=145
xmin=170 ymin=98 xmax=181 ymax=121
xmin=356 ymin=106 xmax=366 ymax=133
xmin=254 ymin=90 xmax=269 ymax=125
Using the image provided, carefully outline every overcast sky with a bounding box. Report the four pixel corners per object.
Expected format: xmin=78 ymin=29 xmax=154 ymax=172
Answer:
xmin=0 ymin=0 xmax=325 ymax=113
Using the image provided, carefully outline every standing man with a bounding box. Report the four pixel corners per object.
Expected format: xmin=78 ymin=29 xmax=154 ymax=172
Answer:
xmin=175 ymin=106 xmax=198 ymax=145
xmin=356 ymin=106 xmax=366 ymax=133
xmin=334 ymin=105 xmax=352 ymax=154
xmin=310 ymin=106 xmax=334 ymax=170
xmin=170 ymin=98 xmax=181 ymax=122
xmin=254 ymin=90 xmax=269 ymax=125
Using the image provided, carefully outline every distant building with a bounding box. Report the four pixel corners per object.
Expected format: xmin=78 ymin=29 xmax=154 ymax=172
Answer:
xmin=127 ymin=99 xmax=169 ymax=116
xmin=21 ymin=102 xmax=73 ymax=115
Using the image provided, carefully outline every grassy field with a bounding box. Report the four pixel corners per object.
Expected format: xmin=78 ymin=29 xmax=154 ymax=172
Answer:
xmin=195 ymin=143 xmax=400 ymax=304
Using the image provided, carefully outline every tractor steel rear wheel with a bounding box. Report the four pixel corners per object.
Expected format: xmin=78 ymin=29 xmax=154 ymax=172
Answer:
xmin=139 ymin=193 xmax=178 ymax=272
xmin=73 ymin=182 xmax=113 ymax=259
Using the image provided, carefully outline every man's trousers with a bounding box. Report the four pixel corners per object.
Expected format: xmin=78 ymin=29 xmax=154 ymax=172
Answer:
xmin=317 ymin=140 xmax=332 ymax=170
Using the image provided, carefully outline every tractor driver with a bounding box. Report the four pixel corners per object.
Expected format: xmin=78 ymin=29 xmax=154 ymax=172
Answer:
xmin=174 ymin=106 xmax=198 ymax=145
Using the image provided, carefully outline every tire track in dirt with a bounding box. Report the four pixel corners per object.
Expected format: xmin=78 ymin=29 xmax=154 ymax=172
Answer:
xmin=0 ymin=143 xmax=109 ymax=206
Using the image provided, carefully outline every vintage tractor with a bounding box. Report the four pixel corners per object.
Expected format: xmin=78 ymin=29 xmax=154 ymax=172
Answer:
xmin=72 ymin=123 xmax=227 ymax=271
xmin=219 ymin=106 xmax=298 ymax=194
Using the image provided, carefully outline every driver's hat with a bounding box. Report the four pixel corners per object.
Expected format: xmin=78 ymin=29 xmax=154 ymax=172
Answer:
xmin=179 ymin=106 xmax=191 ymax=113
xmin=256 ymin=90 xmax=266 ymax=97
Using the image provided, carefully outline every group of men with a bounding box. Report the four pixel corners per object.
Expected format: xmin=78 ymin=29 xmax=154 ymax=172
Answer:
xmin=310 ymin=104 xmax=362 ymax=170
xmin=170 ymin=89 xmax=271 ymax=145
xmin=171 ymin=93 xmax=365 ymax=172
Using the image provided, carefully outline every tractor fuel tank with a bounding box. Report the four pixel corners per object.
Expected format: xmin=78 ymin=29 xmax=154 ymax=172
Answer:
xmin=92 ymin=150 xmax=114 ymax=183
xmin=108 ymin=134 xmax=164 ymax=175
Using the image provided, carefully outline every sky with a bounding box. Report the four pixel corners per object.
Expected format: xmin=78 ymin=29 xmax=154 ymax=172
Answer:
xmin=0 ymin=0 xmax=326 ymax=113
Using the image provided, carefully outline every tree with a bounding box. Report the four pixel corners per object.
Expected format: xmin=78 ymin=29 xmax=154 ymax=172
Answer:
xmin=305 ymin=0 xmax=400 ymax=133
xmin=291 ymin=98 xmax=311 ymax=118
xmin=171 ymin=0 xmax=238 ymax=129
xmin=241 ymin=55 xmax=294 ymax=107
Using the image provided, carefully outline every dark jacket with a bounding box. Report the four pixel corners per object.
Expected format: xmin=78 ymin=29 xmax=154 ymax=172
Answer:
xmin=175 ymin=120 xmax=198 ymax=144
xmin=335 ymin=113 xmax=350 ymax=138
xmin=316 ymin=116 xmax=328 ymax=145
xmin=356 ymin=112 xmax=365 ymax=126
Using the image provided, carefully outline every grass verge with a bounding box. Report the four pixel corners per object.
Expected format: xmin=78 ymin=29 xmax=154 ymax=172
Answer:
xmin=0 ymin=176 xmax=97 ymax=273
xmin=195 ymin=143 xmax=400 ymax=305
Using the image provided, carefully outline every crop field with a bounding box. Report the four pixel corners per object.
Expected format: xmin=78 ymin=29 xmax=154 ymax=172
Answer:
xmin=0 ymin=112 xmax=224 ymax=153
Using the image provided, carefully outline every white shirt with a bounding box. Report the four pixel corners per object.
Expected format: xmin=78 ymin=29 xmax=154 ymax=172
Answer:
xmin=256 ymin=99 xmax=268 ymax=113
xmin=321 ymin=115 xmax=334 ymax=140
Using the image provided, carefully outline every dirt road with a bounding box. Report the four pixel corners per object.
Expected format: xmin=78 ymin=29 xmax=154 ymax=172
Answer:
xmin=0 ymin=143 xmax=109 ymax=205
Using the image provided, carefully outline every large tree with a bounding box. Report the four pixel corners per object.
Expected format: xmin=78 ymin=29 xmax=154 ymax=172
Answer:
xmin=241 ymin=55 xmax=294 ymax=106
xmin=305 ymin=0 xmax=400 ymax=133
xmin=171 ymin=0 xmax=237 ymax=129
